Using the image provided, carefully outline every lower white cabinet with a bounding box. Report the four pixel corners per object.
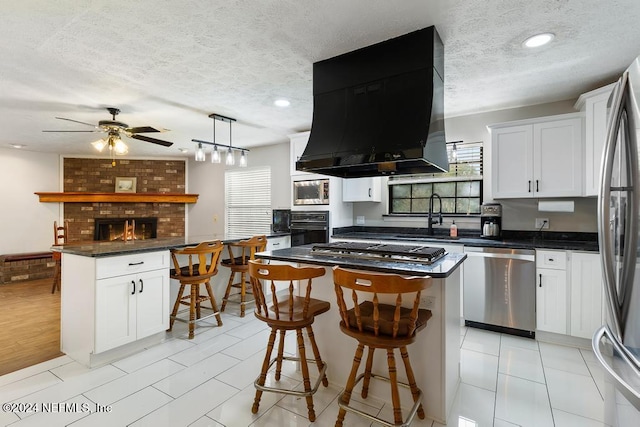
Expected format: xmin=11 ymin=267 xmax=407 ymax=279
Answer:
xmin=266 ymin=235 xmax=291 ymax=251
xmin=536 ymin=250 xmax=568 ymax=335
xmin=95 ymin=268 xmax=169 ymax=353
xmin=570 ymin=252 xmax=603 ymax=339
xmin=535 ymin=249 xmax=604 ymax=340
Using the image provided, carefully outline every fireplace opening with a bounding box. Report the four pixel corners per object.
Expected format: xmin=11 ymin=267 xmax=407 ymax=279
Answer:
xmin=93 ymin=218 xmax=158 ymax=241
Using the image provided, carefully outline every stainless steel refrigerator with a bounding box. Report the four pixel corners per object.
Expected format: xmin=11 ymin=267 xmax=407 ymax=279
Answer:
xmin=593 ymin=55 xmax=640 ymax=426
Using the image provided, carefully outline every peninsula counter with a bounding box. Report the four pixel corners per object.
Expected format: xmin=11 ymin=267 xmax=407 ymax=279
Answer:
xmin=256 ymin=245 xmax=465 ymax=425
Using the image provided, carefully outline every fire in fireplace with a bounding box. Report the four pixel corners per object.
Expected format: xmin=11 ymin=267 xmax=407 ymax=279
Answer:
xmin=93 ymin=218 xmax=158 ymax=241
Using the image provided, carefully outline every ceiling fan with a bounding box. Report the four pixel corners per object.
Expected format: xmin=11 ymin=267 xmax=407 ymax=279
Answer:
xmin=43 ymin=107 xmax=174 ymax=150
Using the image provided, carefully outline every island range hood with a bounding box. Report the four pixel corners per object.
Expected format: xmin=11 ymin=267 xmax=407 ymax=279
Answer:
xmin=297 ymin=26 xmax=447 ymax=178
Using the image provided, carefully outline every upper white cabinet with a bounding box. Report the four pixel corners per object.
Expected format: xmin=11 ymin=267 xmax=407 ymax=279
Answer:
xmin=343 ymin=177 xmax=382 ymax=202
xmin=490 ymin=114 xmax=583 ymax=199
xmin=290 ymin=131 xmax=310 ymax=176
xmin=575 ymin=83 xmax=615 ymax=196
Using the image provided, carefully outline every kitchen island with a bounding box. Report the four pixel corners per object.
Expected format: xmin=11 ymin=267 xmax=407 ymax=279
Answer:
xmin=256 ymin=244 xmax=465 ymax=425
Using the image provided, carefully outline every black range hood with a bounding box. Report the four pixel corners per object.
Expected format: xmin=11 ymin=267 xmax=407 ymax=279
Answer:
xmin=297 ymin=26 xmax=447 ymax=178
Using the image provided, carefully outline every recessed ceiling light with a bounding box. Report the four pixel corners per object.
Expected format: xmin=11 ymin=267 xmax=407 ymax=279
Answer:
xmin=274 ymin=99 xmax=291 ymax=107
xmin=10 ymin=144 xmax=25 ymax=149
xmin=178 ymin=148 xmax=189 ymax=153
xmin=523 ymin=33 xmax=555 ymax=48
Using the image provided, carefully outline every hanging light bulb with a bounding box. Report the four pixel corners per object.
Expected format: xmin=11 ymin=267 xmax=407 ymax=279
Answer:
xmin=195 ymin=142 xmax=205 ymax=161
xmin=92 ymin=139 xmax=107 ymax=152
xmin=452 ymin=143 xmax=457 ymax=161
xmin=239 ymin=150 xmax=247 ymax=167
xmin=211 ymin=145 xmax=221 ymax=163
xmin=225 ymin=148 xmax=235 ymax=165
xmin=113 ymin=137 xmax=128 ymax=155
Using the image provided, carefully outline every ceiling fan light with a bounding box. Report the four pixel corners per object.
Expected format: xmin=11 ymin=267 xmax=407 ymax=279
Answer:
xmin=225 ymin=148 xmax=235 ymax=166
xmin=195 ymin=143 xmax=205 ymax=162
xmin=92 ymin=139 xmax=107 ymax=152
xmin=239 ymin=150 xmax=247 ymax=167
xmin=113 ymin=138 xmax=128 ymax=155
xmin=211 ymin=145 xmax=221 ymax=163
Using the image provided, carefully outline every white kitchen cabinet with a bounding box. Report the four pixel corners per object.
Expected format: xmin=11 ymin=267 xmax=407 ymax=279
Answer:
xmin=536 ymin=250 xmax=568 ymax=334
xmin=342 ymin=177 xmax=382 ymax=202
xmin=266 ymin=235 xmax=291 ymax=251
xmin=570 ymin=251 xmax=604 ymax=339
xmin=575 ymin=83 xmax=615 ymax=196
xmin=290 ymin=131 xmax=310 ymax=176
xmin=490 ymin=114 xmax=583 ymax=199
xmin=95 ymin=268 xmax=169 ymax=353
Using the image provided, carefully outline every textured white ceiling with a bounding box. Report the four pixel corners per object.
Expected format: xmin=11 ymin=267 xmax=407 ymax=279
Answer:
xmin=1 ymin=0 xmax=639 ymax=158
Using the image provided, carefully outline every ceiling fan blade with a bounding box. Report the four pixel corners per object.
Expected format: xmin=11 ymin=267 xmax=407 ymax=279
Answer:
xmin=126 ymin=126 xmax=164 ymax=134
xmin=54 ymin=117 xmax=99 ymax=128
xmin=42 ymin=130 xmax=101 ymax=133
xmin=130 ymin=134 xmax=174 ymax=147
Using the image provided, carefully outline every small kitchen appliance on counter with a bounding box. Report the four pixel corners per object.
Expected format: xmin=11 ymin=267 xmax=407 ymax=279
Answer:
xmin=272 ymin=209 xmax=291 ymax=233
xmin=480 ymin=203 xmax=502 ymax=238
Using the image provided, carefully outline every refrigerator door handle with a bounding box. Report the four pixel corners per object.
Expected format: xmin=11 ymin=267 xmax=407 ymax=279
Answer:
xmin=593 ymin=324 xmax=640 ymax=411
xmin=599 ymin=73 xmax=629 ymax=340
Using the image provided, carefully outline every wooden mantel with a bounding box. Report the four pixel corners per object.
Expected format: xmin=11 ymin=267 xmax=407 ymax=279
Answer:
xmin=35 ymin=192 xmax=199 ymax=204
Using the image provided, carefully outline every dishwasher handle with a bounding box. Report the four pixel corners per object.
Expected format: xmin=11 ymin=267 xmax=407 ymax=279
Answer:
xmin=464 ymin=251 xmax=535 ymax=262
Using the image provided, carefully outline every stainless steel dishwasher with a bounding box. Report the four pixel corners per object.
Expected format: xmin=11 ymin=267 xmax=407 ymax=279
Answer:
xmin=463 ymin=246 xmax=536 ymax=338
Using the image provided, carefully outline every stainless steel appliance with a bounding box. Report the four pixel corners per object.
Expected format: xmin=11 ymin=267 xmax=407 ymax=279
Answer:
xmin=290 ymin=211 xmax=329 ymax=246
xmin=293 ymin=179 xmax=329 ymax=205
xmin=272 ymin=209 xmax=291 ymax=233
xmin=311 ymin=241 xmax=446 ymax=264
xmin=480 ymin=203 xmax=502 ymax=238
xmin=592 ymin=56 xmax=640 ymax=425
xmin=463 ymin=247 xmax=536 ymax=338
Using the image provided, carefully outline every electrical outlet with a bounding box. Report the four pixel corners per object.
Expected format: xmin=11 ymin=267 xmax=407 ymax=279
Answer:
xmin=535 ymin=218 xmax=549 ymax=229
xmin=356 ymin=216 xmax=365 ymax=225
xmin=420 ymin=295 xmax=436 ymax=309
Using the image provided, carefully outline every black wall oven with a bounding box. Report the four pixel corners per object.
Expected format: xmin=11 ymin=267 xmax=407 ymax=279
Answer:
xmin=290 ymin=211 xmax=329 ymax=247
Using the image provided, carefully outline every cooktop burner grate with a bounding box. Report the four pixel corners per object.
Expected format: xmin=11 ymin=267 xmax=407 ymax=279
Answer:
xmin=311 ymin=242 xmax=446 ymax=264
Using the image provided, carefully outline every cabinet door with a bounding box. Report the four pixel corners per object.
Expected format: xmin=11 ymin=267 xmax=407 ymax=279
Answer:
xmin=491 ymin=125 xmax=534 ymax=198
xmin=136 ymin=270 xmax=169 ymax=340
xmin=267 ymin=235 xmax=291 ymax=251
xmin=570 ymin=252 xmax=603 ymax=339
xmin=536 ymin=268 xmax=568 ymax=334
xmin=95 ymin=276 xmax=137 ymax=352
xmin=533 ymin=118 xmax=583 ymax=197
xmin=584 ymin=89 xmax=613 ymax=196
xmin=290 ymin=132 xmax=310 ymax=176
xmin=342 ymin=177 xmax=382 ymax=202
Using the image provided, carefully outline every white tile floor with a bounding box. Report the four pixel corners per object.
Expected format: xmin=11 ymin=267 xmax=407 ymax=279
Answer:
xmin=0 ymin=311 xmax=610 ymax=427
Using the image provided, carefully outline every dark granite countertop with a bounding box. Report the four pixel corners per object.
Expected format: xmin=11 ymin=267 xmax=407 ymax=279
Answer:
xmin=332 ymin=227 xmax=599 ymax=252
xmin=54 ymin=232 xmax=291 ymax=257
xmin=256 ymin=245 xmax=466 ymax=278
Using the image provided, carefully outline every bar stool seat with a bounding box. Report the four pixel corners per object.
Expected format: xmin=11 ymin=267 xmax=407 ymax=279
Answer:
xmin=332 ymin=266 xmax=432 ymax=427
xmin=220 ymin=235 xmax=267 ymax=317
xmin=249 ymin=259 xmax=330 ymax=422
xmin=169 ymin=240 xmax=225 ymax=339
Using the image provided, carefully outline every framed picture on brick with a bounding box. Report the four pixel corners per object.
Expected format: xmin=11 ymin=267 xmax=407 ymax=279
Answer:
xmin=115 ymin=177 xmax=137 ymax=193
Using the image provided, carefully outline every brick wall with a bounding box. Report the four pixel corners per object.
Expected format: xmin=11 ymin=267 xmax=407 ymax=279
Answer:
xmin=63 ymin=158 xmax=187 ymax=242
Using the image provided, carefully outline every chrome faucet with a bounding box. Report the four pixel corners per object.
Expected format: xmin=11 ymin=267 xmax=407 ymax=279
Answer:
xmin=427 ymin=193 xmax=443 ymax=235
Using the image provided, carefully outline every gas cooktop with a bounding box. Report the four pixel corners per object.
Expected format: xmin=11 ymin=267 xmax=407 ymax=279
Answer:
xmin=311 ymin=241 xmax=446 ymax=264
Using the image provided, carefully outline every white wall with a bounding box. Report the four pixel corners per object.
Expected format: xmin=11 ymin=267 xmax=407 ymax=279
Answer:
xmin=353 ymin=99 xmax=599 ymax=233
xmin=0 ymin=148 xmax=60 ymax=253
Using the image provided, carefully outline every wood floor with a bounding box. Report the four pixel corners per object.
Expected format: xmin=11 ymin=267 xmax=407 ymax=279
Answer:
xmin=0 ymin=278 xmax=63 ymax=376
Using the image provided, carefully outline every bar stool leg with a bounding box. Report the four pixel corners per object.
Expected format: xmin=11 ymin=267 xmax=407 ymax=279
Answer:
xmin=221 ymin=271 xmax=235 ymax=312
xmin=253 ymin=328 xmax=278 ymax=414
xmin=400 ymin=346 xmax=425 ymax=419
xmin=361 ymin=347 xmax=375 ymax=398
xmin=336 ymin=342 xmax=365 ymax=427
xmin=274 ymin=330 xmax=286 ymax=381
xmin=306 ymin=326 xmax=328 ymax=387
xmin=188 ymin=284 xmax=197 ymax=339
xmin=168 ymin=284 xmax=186 ymax=331
xmin=239 ymin=271 xmax=247 ymax=317
xmin=204 ymin=281 xmax=223 ymax=326
xmin=297 ymin=328 xmax=316 ymax=422
xmin=386 ymin=348 xmax=403 ymax=425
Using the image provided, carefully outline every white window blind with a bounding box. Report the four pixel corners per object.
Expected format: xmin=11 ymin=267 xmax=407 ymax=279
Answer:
xmin=225 ymin=166 xmax=271 ymax=237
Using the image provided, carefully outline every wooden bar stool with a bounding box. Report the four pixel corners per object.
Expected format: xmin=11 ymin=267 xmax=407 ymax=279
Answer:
xmin=332 ymin=266 xmax=432 ymax=427
xmin=220 ymin=235 xmax=267 ymax=317
xmin=169 ymin=240 xmax=225 ymax=339
xmin=249 ymin=259 xmax=330 ymax=422
xmin=51 ymin=220 xmax=68 ymax=294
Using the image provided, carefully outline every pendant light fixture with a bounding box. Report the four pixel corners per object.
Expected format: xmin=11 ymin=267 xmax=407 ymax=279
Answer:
xmin=192 ymin=113 xmax=249 ymax=167
xmin=195 ymin=142 xmax=206 ymax=161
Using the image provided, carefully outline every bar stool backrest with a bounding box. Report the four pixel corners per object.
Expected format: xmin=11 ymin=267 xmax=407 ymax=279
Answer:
xmin=225 ymin=235 xmax=267 ymax=266
xmin=53 ymin=220 xmax=68 ymax=245
xmin=171 ymin=240 xmax=225 ymax=279
xmin=249 ymin=259 xmax=325 ymax=322
xmin=332 ymin=266 xmax=432 ymax=339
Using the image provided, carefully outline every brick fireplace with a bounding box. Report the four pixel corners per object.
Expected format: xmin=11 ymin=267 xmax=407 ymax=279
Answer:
xmin=63 ymin=158 xmax=187 ymax=242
